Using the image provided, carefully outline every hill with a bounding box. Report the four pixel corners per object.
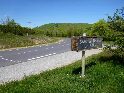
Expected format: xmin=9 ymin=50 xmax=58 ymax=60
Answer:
xmin=33 ymin=23 xmax=92 ymax=37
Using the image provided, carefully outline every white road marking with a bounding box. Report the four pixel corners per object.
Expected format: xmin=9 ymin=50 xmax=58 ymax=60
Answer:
xmin=49 ymin=54 xmax=52 ymax=56
xmin=32 ymin=58 xmax=35 ymax=60
xmin=28 ymin=59 xmax=32 ymax=61
xmin=40 ymin=56 xmax=44 ymax=58
xmin=2 ymin=58 xmax=4 ymax=59
xmin=51 ymin=47 xmax=54 ymax=48
xmin=0 ymin=56 xmax=2 ymax=57
xmin=24 ymin=52 xmax=26 ymax=54
xmin=45 ymin=55 xmax=48 ymax=57
xmin=62 ymin=45 xmax=64 ymax=46
xmin=5 ymin=59 xmax=8 ymax=60
xmin=10 ymin=60 xmax=13 ymax=62
xmin=53 ymin=53 xmax=56 ymax=55
xmin=36 ymin=57 xmax=40 ymax=59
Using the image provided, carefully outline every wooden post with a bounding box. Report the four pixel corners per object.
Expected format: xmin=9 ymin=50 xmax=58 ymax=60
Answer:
xmin=82 ymin=51 xmax=85 ymax=77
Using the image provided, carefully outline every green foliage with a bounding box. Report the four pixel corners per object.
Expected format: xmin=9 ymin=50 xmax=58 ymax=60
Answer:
xmin=91 ymin=19 xmax=110 ymax=37
xmin=107 ymin=7 xmax=124 ymax=32
xmin=114 ymin=32 xmax=124 ymax=48
xmin=107 ymin=7 xmax=124 ymax=48
xmin=0 ymin=50 xmax=124 ymax=93
xmin=90 ymin=7 xmax=124 ymax=48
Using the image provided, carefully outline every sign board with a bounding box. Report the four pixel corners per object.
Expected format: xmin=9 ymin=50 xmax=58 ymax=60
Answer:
xmin=71 ymin=36 xmax=102 ymax=51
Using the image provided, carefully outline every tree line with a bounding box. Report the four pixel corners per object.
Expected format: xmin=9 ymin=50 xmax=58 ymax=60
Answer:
xmin=34 ymin=23 xmax=92 ymax=37
xmin=0 ymin=17 xmax=35 ymax=36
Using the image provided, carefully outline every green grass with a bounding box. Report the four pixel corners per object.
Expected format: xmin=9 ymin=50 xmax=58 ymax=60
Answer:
xmin=0 ymin=32 xmax=61 ymax=49
xmin=0 ymin=50 xmax=124 ymax=93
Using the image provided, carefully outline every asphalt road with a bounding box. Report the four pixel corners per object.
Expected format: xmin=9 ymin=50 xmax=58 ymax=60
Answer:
xmin=0 ymin=38 xmax=71 ymax=67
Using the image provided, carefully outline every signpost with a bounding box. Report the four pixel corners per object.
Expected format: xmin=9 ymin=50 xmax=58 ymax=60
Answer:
xmin=71 ymin=35 xmax=102 ymax=77
xmin=71 ymin=36 xmax=102 ymax=51
xmin=82 ymin=51 xmax=85 ymax=77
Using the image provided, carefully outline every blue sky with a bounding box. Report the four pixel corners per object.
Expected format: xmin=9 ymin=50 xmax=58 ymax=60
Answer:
xmin=0 ymin=0 xmax=124 ymax=28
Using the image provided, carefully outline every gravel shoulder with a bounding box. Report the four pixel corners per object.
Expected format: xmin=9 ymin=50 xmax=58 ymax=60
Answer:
xmin=0 ymin=49 xmax=102 ymax=84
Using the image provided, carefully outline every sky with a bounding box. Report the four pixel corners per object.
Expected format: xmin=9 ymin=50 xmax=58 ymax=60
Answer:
xmin=0 ymin=0 xmax=124 ymax=28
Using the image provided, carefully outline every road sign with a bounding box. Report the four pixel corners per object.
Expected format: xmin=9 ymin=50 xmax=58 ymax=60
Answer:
xmin=71 ymin=36 xmax=102 ymax=51
xmin=78 ymin=36 xmax=102 ymax=50
xmin=71 ymin=36 xmax=103 ymax=77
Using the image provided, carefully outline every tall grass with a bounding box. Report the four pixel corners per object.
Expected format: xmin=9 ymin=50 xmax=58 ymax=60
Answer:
xmin=0 ymin=32 xmax=61 ymax=49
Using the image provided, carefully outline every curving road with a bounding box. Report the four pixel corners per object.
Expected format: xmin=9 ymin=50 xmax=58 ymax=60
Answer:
xmin=0 ymin=38 xmax=71 ymax=67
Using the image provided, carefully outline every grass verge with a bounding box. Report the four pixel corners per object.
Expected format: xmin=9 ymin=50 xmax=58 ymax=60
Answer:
xmin=0 ymin=50 xmax=124 ymax=93
xmin=0 ymin=32 xmax=61 ymax=50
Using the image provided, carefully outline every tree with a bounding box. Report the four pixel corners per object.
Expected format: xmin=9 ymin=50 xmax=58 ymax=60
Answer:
xmin=0 ymin=17 xmax=35 ymax=36
xmin=0 ymin=16 xmax=20 ymax=26
xmin=107 ymin=7 xmax=124 ymax=32
xmin=107 ymin=7 xmax=124 ymax=48
xmin=91 ymin=19 xmax=110 ymax=37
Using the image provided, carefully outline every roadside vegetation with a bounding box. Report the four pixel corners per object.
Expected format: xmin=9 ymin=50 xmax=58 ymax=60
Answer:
xmin=0 ymin=32 xmax=61 ymax=49
xmin=0 ymin=17 xmax=61 ymax=49
xmin=0 ymin=50 xmax=123 ymax=93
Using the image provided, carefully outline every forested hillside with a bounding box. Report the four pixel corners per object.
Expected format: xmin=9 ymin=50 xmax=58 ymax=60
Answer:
xmin=34 ymin=23 xmax=92 ymax=37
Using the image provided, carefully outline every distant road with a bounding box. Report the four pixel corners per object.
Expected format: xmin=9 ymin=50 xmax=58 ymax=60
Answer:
xmin=0 ymin=38 xmax=71 ymax=67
